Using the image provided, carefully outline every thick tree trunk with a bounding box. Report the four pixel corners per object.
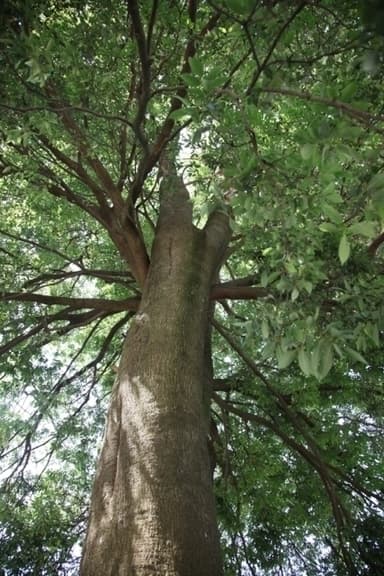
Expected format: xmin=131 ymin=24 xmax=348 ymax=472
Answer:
xmin=80 ymin=173 xmax=231 ymax=576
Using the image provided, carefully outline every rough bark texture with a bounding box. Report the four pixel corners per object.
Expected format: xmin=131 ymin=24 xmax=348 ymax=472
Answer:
xmin=80 ymin=173 xmax=231 ymax=576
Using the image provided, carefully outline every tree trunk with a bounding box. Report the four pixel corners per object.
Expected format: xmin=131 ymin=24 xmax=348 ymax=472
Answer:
xmin=80 ymin=172 xmax=231 ymax=576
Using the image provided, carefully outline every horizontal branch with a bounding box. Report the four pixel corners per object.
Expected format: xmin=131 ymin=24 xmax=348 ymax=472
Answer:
xmin=23 ymin=268 xmax=134 ymax=289
xmin=0 ymin=102 xmax=136 ymax=129
xmin=1 ymin=292 xmax=140 ymax=312
xmin=1 ymin=280 xmax=269 ymax=314
xmin=260 ymin=86 xmax=384 ymax=127
xmin=211 ymin=285 xmax=269 ymax=300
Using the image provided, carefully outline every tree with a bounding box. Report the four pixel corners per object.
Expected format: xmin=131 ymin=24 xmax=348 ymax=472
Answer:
xmin=0 ymin=0 xmax=383 ymax=574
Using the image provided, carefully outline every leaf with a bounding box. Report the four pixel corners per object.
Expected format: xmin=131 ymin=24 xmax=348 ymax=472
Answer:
xmin=277 ymin=347 xmax=296 ymax=369
xmin=371 ymin=188 xmax=384 ymax=218
xmin=317 ymin=341 xmax=334 ymax=380
xmin=189 ymin=57 xmax=204 ymax=76
xmin=169 ymin=108 xmax=195 ymax=121
xmin=204 ymin=70 xmax=224 ymax=91
xmin=261 ymin=319 xmax=269 ymax=339
xmin=291 ymin=287 xmax=299 ymax=301
xmin=302 ymin=281 xmax=313 ymax=294
xmin=298 ymin=348 xmax=311 ymax=376
xmin=310 ymin=345 xmax=321 ymax=376
xmin=300 ymin=143 xmax=314 ymax=161
xmin=322 ymin=204 xmax=343 ymax=224
xmin=333 ymin=343 xmax=343 ymax=358
xmin=345 ymin=347 xmax=368 ymax=365
xmin=364 ymin=323 xmax=380 ymax=347
xmin=341 ymin=82 xmax=357 ymax=100
xmin=338 ymin=234 xmax=350 ymax=265
xmin=348 ymin=221 xmax=377 ymax=238
xmin=182 ymin=73 xmax=201 ymax=87
xmin=319 ymin=222 xmax=338 ymax=233
xmin=284 ymin=261 xmax=297 ymax=275
xmin=367 ymin=172 xmax=384 ymax=193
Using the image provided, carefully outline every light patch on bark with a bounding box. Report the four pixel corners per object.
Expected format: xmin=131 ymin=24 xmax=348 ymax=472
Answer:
xmin=134 ymin=312 xmax=150 ymax=325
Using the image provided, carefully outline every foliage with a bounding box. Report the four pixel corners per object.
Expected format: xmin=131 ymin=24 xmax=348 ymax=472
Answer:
xmin=0 ymin=0 xmax=383 ymax=574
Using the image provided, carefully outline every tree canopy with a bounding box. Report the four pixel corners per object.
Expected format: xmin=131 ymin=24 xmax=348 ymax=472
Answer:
xmin=0 ymin=1 xmax=383 ymax=574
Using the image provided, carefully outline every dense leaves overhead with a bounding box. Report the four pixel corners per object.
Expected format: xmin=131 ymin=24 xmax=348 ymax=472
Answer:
xmin=0 ymin=1 xmax=383 ymax=574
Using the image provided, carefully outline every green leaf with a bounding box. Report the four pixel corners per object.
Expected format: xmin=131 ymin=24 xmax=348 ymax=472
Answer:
xmin=341 ymin=82 xmax=357 ymax=100
xmin=284 ymin=261 xmax=297 ymax=275
xmin=291 ymin=287 xmax=299 ymax=301
xmin=316 ymin=341 xmax=334 ymax=380
xmin=371 ymin=188 xmax=384 ymax=218
xmin=169 ymin=108 xmax=195 ymax=121
xmin=182 ymin=73 xmax=201 ymax=87
xmin=277 ymin=347 xmax=296 ymax=369
xmin=298 ymin=348 xmax=311 ymax=376
xmin=345 ymin=347 xmax=368 ymax=365
xmin=322 ymin=204 xmax=343 ymax=224
xmin=302 ymin=281 xmax=313 ymax=294
xmin=319 ymin=222 xmax=338 ymax=233
xmin=261 ymin=318 xmax=269 ymax=339
xmin=364 ymin=323 xmax=380 ymax=346
xmin=300 ymin=143 xmax=314 ymax=161
xmin=348 ymin=221 xmax=377 ymax=238
xmin=204 ymin=70 xmax=224 ymax=91
xmin=367 ymin=172 xmax=384 ymax=193
xmin=189 ymin=57 xmax=204 ymax=76
xmin=338 ymin=234 xmax=351 ymax=265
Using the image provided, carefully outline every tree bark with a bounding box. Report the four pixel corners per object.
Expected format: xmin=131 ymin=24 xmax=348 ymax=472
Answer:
xmin=80 ymin=172 xmax=231 ymax=576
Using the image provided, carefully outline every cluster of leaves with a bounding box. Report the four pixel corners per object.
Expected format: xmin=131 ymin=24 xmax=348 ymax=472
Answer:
xmin=0 ymin=0 xmax=383 ymax=574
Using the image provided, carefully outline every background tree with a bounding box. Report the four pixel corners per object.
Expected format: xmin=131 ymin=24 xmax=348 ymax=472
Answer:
xmin=0 ymin=0 xmax=383 ymax=574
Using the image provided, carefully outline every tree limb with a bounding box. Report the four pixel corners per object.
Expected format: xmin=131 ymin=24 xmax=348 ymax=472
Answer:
xmin=246 ymin=1 xmax=307 ymax=94
xmin=259 ymin=86 xmax=384 ymax=128
xmin=1 ymin=291 xmax=140 ymax=312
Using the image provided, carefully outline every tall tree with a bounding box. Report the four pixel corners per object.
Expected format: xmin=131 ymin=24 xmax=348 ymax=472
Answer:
xmin=0 ymin=1 xmax=383 ymax=575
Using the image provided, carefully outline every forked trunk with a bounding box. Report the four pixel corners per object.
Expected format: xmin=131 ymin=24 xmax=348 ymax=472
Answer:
xmin=80 ymin=173 xmax=231 ymax=576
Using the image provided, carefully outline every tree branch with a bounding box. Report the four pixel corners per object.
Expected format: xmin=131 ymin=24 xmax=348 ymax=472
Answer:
xmin=1 ymin=292 xmax=140 ymax=312
xmin=23 ymin=268 xmax=134 ymax=290
xmin=368 ymin=231 xmax=384 ymax=256
xmin=129 ymin=8 xmax=221 ymax=205
xmin=0 ymin=228 xmax=74 ymax=263
xmin=45 ymin=84 xmax=125 ymax=211
xmin=37 ymin=134 xmax=110 ymax=211
xmin=211 ymin=285 xmax=270 ymax=300
xmin=246 ymin=1 xmax=307 ymax=94
xmin=126 ymin=0 xmax=151 ymax=154
xmin=259 ymin=86 xmax=384 ymax=129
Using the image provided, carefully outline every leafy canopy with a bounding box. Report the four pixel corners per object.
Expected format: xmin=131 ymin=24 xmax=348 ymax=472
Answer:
xmin=0 ymin=1 xmax=383 ymax=574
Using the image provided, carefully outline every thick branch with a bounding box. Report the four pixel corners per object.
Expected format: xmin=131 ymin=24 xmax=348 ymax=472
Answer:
xmin=13 ymin=92 xmax=150 ymax=286
xmin=1 ymin=292 xmax=140 ymax=312
xmin=45 ymin=85 xmax=125 ymax=211
xmin=211 ymin=285 xmax=269 ymax=300
xmin=0 ymin=307 xmax=104 ymax=357
xmin=368 ymin=231 xmax=384 ymax=256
